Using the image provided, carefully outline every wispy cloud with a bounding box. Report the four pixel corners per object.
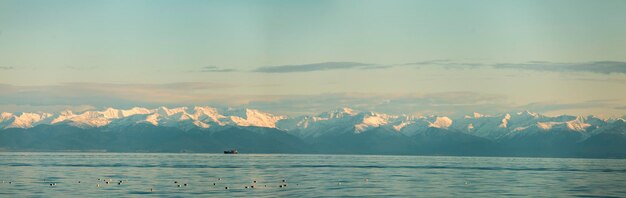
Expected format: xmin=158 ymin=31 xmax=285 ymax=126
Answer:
xmin=561 ymin=76 xmax=626 ymax=84
xmin=0 ymin=104 xmax=96 ymax=114
xmin=516 ymin=99 xmax=625 ymax=114
xmin=246 ymin=60 xmax=626 ymax=74
xmin=0 ymin=82 xmax=623 ymax=117
xmin=62 ymin=82 xmax=236 ymax=91
xmin=404 ymin=60 xmax=626 ymax=75
xmin=243 ymin=92 xmax=513 ymax=116
xmin=0 ymin=66 xmax=14 ymax=70
xmin=400 ymin=59 xmax=454 ymax=66
xmin=244 ymin=93 xmax=626 ymax=117
xmin=614 ymin=106 xmax=626 ymax=110
xmin=0 ymin=82 xmax=512 ymax=116
xmin=199 ymin=66 xmax=236 ymax=72
xmin=253 ymin=62 xmax=382 ymax=73
xmin=0 ymin=82 xmax=238 ymax=109
xmin=492 ymin=61 xmax=626 ymax=74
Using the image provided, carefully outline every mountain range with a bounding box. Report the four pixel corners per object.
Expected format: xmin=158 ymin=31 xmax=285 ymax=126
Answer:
xmin=1 ymin=106 xmax=625 ymax=158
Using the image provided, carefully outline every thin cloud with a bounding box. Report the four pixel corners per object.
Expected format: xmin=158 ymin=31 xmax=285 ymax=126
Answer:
xmin=253 ymin=62 xmax=381 ymax=73
xmin=402 ymin=60 xmax=486 ymax=69
xmin=0 ymin=66 xmax=14 ymax=70
xmin=199 ymin=66 xmax=236 ymax=72
xmin=400 ymin=59 xmax=454 ymax=66
xmin=0 ymin=83 xmax=623 ymax=118
xmin=244 ymin=92 xmax=513 ymax=117
xmin=250 ymin=60 xmax=626 ymax=74
xmin=404 ymin=60 xmax=626 ymax=75
xmin=562 ymin=77 xmax=626 ymax=84
xmin=0 ymin=104 xmax=96 ymax=114
xmin=492 ymin=61 xmax=626 ymax=74
xmin=0 ymin=84 xmax=513 ymax=117
xmin=0 ymin=82 xmax=239 ymax=109
xmin=358 ymin=65 xmax=394 ymax=70
xmin=517 ymin=100 xmax=618 ymax=113
xmin=614 ymin=106 xmax=626 ymax=110
xmin=63 ymin=82 xmax=236 ymax=91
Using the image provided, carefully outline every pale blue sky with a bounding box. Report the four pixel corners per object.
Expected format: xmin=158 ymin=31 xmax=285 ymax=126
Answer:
xmin=1 ymin=0 xmax=625 ymax=117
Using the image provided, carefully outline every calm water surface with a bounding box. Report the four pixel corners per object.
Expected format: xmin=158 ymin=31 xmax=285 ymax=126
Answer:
xmin=1 ymin=152 xmax=626 ymax=197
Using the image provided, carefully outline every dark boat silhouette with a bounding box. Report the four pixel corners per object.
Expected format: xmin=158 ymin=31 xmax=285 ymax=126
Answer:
xmin=224 ymin=150 xmax=238 ymax=154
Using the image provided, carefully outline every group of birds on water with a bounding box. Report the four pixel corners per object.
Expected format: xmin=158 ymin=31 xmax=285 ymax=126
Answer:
xmin=3 ymin=175 xmax=475 ymax=193
xmin=1 ymin=177 xmax=306 ymax=192
xmin=173 ymin=178 xmax=291 ymax=190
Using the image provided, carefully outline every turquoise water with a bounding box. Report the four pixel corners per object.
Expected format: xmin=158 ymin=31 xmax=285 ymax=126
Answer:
xmin=1 ymin=153 xmax=626 ymax=197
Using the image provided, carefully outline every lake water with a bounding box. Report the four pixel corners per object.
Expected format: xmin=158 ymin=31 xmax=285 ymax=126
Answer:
xmin=1 ymin=153 xmax=625 ymax=197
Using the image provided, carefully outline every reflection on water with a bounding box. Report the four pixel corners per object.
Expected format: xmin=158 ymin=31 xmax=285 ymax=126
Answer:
xmin=1 ymin=153 xmax=626 ymax=197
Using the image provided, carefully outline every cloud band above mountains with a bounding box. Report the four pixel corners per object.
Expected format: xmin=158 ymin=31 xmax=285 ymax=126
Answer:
xmin=406 ymin=60 xmax=626 ymax=75
xmin=246 ymin=60 xmax=626 ymax=75
xmin=253 ymin=62 xmax=381 ymax=73
xmin=1 ymin=82 xmax=623 ymax=117
xmin=492 ymin=61 xmax=626 ymax=74
xmin=199 ymin=66 xmax=237 ymax=72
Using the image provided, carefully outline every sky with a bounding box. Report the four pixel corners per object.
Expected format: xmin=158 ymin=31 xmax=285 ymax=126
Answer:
xmin=1 ymin=0 xmax=626 ymax=117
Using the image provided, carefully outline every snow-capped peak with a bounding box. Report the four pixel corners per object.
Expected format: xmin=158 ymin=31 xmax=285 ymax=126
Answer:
xmin=157 ymin=106 xmax=187 ymax=116
xmin=470 ymin=112 xmax=484 ymax=118
xmin=4 ymin=112 xmax=53 ymax=128
xmin=354 ymin=112 xmax=395 ymax=132
xmin=566 ymin=119 xmax=591 ymax=131
xmin=340 ymin=107 xmax=357 ymax=115
xmin=190 ymin=106 xmax=224 ymax=123
xmin=428 ymin=116 xmax=453 ymax=128
xmin=0 ymin=106 xmax=287 ymax=130
xmin=100 ymin=108 xmax=122 ymax=119
xmin=516 ymin=110 xmax=539 ymax=118
xmin=0 ymin=108 xmax=618 ymax=141
xmin=0 ymin=112 xmax=13 ymax=121
xmin=121 ymin=107 xmax=152 ymax=117
xmin=535 ymin=119 xmax=590 ymax=132
xmin=226 ymin=108 xmax=285 ymax=128
xmin=319 ymin=107 xmax=358 ymax=119
xmin=499 ymin=113 xmax=511 ymax=128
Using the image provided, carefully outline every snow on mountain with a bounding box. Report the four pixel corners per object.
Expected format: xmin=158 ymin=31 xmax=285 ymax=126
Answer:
xmin=277 ymin=108 xmax=407 ymax=138
xmin=533 ymin=117 xmax=590 ymax=132
xmin=121 ymin=107 xmax=152 ymax=117
xmin=276 ymin=107 xmax=459 ymax=138
xmin=222 ymin=108 xmax=285 ymax=128
xmin=0 ymin=112 xmax=14 ymax=125
xmin=591 ymin=119 xmax=626 ymax=135
xmin=391 ymin=116 xmax=455 ymax=136
xmin=352 ymin=111 xmax=399 ymax=132
xmin=447 ymin=111 xmax=605 ymax=140
xmin=190 ymin=106 xmax=225 ymax=124
xmin=319 ymin=107 xmax=358 ymax=119
xmin=464 ymin=112 xmax=484 ymax=119
xmin=0 ymin=106 xmax=285 ymax=130
xmin=0 ymin=112 xmax=53 ymax=129
xmin=452 ymin=113 xmax=509 ymax=139
xmin=0 ymin=107 xmax=621 ymax=142
xmin=429 ymin=116 xmax=453 ymax=128
xmin=499 ymin=114 xmax=511 ymax=128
